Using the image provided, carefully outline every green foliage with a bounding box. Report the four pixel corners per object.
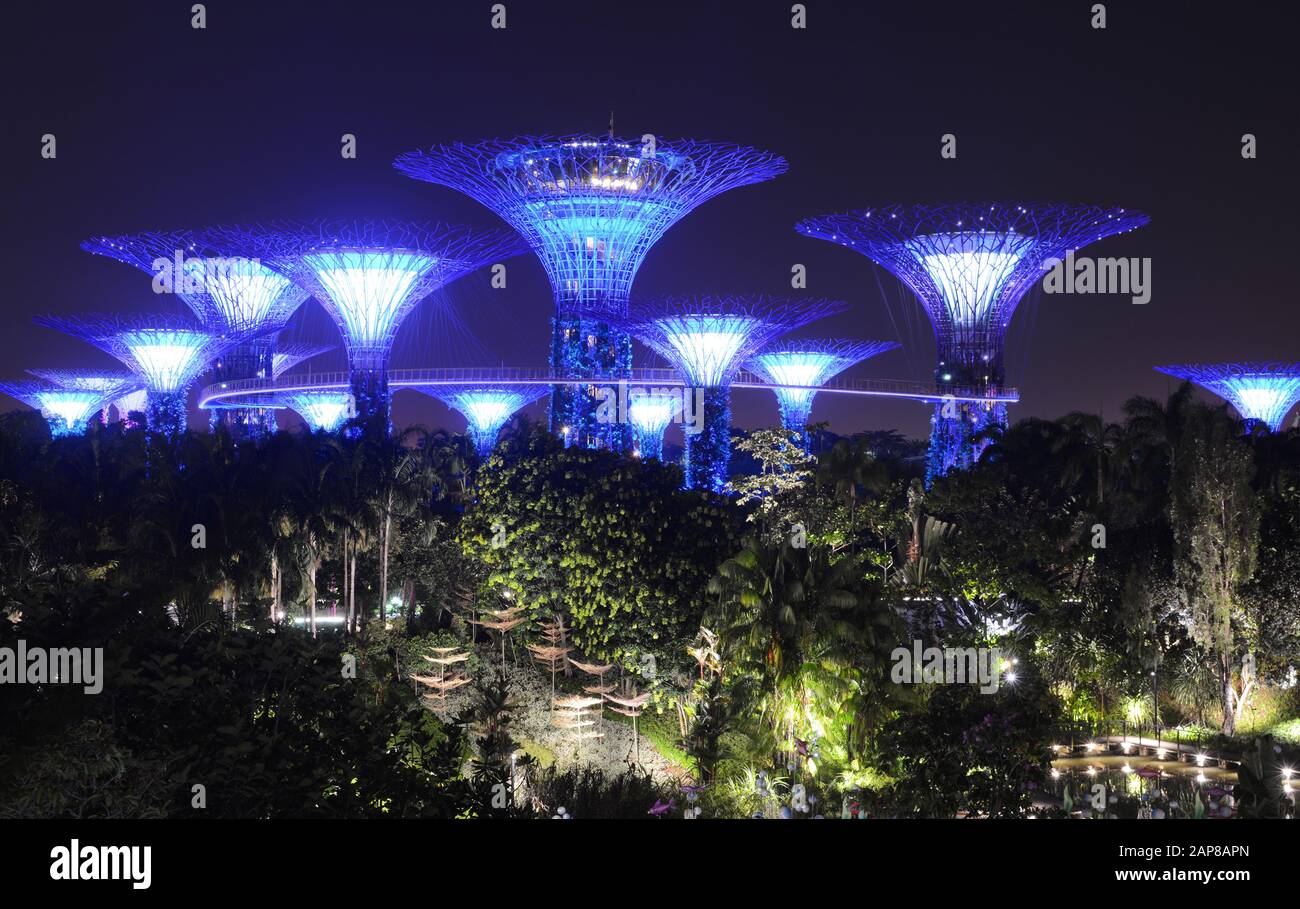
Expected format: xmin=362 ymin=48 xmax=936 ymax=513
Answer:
xmin=461 ymin=438 xmax=745 ymax=662
xmin=524 ymin=766 xmax=677 ymax=819
xmin=876 ymin=667 xmax=1061 ymax=817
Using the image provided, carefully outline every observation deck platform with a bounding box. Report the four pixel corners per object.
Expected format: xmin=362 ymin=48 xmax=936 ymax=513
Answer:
xmin=198 ymin=366 xmax=1019 ymax=411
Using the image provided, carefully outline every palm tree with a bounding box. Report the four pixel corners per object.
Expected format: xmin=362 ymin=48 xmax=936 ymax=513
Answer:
xmin=1055 ymin=411 xmax=1123 ymax=509
xmin=365 ymin=425 xmax=436 ymax=623
xmin=707 ymin=540 xmax=892 ymax=760
xmin=817 ymin=436 xmax=888 ymax=552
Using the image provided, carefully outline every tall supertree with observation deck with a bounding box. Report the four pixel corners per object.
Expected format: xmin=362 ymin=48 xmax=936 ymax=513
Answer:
xmin=33 ymin=314 xmax=240 ymax=437
xmin=394 ymin=133 xmax=787 ymax=451
xmin=1155 ymin=362 xmax=1300 ymax=432
xmin=746 ymin=338 xmax=899 ymax=451
xmin=208 ymin=220 xmax=522 ymax=433
xmin=622 ymin=295 xmax=845 ymax=492
xmin=796 ymin=202 xmax=1149 ymax=482
xmin=413 ymin=384 xmax=549 ymax=458
xmin=81 ymin=229 xmax=312 ymax=438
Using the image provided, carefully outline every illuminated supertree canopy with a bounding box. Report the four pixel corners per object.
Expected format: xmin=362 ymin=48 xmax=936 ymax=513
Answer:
xmin=622 ymin=295 xmax=846 ymax=491
xmin=1155 ymin=362 xmax=1300 ymax=432
xmin=746 ymin=338 xmax=899 ymax=447
xmin=795 ymin=202 xmax=1149 ymax=480
xmin=208 ymin=219 xmax=523 ymax=427
xmin=81 ymin=230 xmax=309 ymax=336
xmin=628 ymin=390 xmax=680 ymax=462
xmin=33 ymin=313 xmax=238 ymax=436
xmin=26 ymin=369 xmax=141 ymax=397
xmin=271 ymin=344 xmax=334 ymax=378
xmin=82 ymin=229 xmax=314 ymax=438
xmin=281 ymin=391 xmax=353 ymax=433
xmin=413 ymin=384 xmax=549 ymax=457
xmin=26 ymin=369 xmax=143 ymax=426
xmin=394 ymin=133 xmax=787 ymax=450
xmin=0 ymin=380 xmax=117 ymax=437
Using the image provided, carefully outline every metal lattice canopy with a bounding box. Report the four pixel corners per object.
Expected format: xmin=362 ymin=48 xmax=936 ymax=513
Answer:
xmin=621 ymin=295 xmax=848 ymax=387
xmin=411 ymin=382 xmax=550 ymax=454
xmin=747 ymin=337 xmax=900 ymax=431
xmin=746 ymin=337 xmax=900 ymax=388
xmin=795 ymin=203 xmax=1150 ymax=375
xmin=394 ymin=134 xmax=787 ymax=316
xmin=1155 ymin=362 xmax=1300 ymax=432
xmin=270 ymin=343 xmax=334 ymax=378
xmin=81 ymin=229 xmax=310 ymax=336
xmin=278 ymin=391 xmax=352 ymax=432
xmin=26 ymin=369 xmax=143 ymax=399
xmin=0 ymin=379 xmax=117 ymax=434
xmin=205 ymin=220 xmax=525 ymax=371
xmin=33 ymin=313 xmax=243 ymax=394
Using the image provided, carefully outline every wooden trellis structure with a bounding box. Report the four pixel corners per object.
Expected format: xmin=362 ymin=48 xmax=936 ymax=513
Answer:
xmin=553 ymin=694 xmax=604 ymax=756
xmin=470 ymin=605 xmax=527 ymax=672
xmin=526 ymin=615 xmax=573 ymax=714
xmin=411 ymin=646 xmax=472 ymax=715
xmin=606 ymin=681 xmax=653 ymax=765
xmin=570 ymin=658 xmax=615 ymax=738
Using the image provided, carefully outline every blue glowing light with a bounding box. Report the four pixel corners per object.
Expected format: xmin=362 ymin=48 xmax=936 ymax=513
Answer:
xmin=271 ymin=344 xmax=333 ymax=378
xmin=1155 ymin=363 xmax=1300 ymax=432
xmin=302 ymin=250 xmax=438 ymax=363
xmin=284 ymin=392 xmax=353 ymax=432
xmin=628 ymin=391 xmax=680 ymax=461
xmin=118 ymin=329 xmax=217 ymax=393
xmin=185 ymin=256 xmax=308 ymax=334
xmin=652 ymin=314 xmax=762 ymax=387
xmin=416 ymin=385 xmax=549 ymax=457
xmin=796 ymin=203 xmax=1150 ymax=480
xmin=747 ymin=339 xmax=899 ymax=441
xmin=395 ymin=136 xmax=786 ymax=448
xmin=623 ymin=296 xmax=846 ymax=489
xmin=114 ymin=389 xmax=148 ymax=422
xmin=0 ymin=380 xmax=113 ymax=437
xmin=904 ymin=233 xmax=1034 ymax=328
xmin=795 ymin=204 xmax=1149 ymax=386
xmin=396 ymin=135 xmax=786 ymax=315
xmin=36 ymin=390 xmax=104 ymax=435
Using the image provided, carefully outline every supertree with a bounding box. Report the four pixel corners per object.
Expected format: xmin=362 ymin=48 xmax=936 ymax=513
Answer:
xmin=26 ymin=369 xmax=142 ymax=425
xmin=281 ymin=391 xmax=354 ymax=432
xmin=82 ymin=229 xmax=312 ymax=438
xmin=0 ymin=380 xmax=125 ymax=437
xmin=1155 ymin=362 xmax=1300 ymax=432
xmin=33 ymin=314 xmax=240 ymax=436
xmin=628 ymin=389 xmax=681 ymax=462
xmin=394 ymin=132 xmax=787 ymax=450
xmin=207 ymin=220 xmax=523 ymax=431
xmin=412 ymin=384 xmax=549 ymax=458
xmin=270 ymin=343 xmax=334 ymax=378
xmin=796 ymin=202 xmax=1149 ymax=481
xmin=746 ymin=338 xmax=900 ymax=450
xmin=621 ymin=295 xmax=846 ymax=491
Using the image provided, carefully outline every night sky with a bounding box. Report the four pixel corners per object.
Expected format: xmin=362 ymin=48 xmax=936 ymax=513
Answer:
xmin=2 ymin=1 xmax=1293 ymax=442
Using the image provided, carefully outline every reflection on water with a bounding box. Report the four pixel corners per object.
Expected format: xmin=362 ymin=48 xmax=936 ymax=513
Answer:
xmin=1047 ymin=754 xmax=1239 ymax=817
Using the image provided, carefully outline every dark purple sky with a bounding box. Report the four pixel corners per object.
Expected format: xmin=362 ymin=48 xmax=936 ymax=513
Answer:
xmin=2 ymin=1 xmax=1293 ymax=441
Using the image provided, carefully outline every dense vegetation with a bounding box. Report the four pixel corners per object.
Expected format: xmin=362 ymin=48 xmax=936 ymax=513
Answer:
xmin=1 ymin=385 xmax=1298 ymax=818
